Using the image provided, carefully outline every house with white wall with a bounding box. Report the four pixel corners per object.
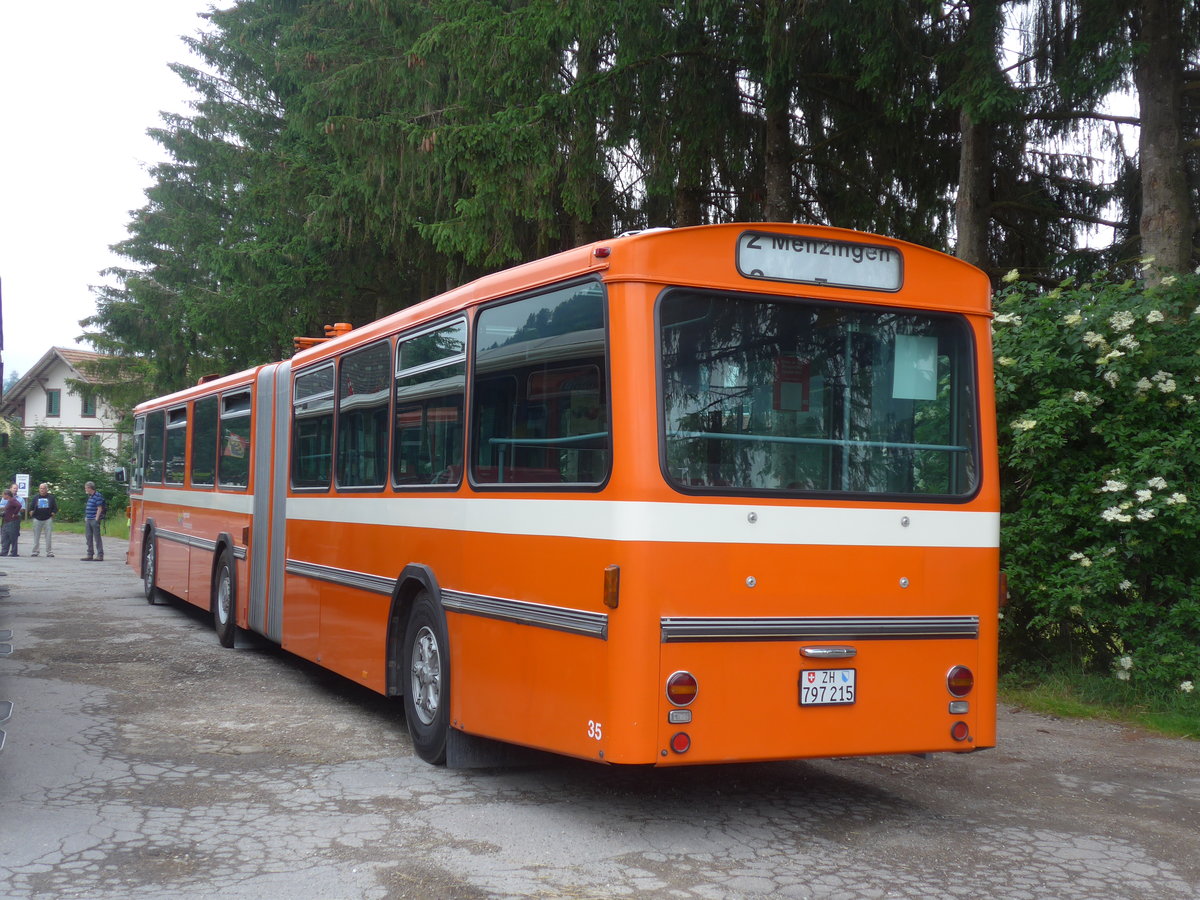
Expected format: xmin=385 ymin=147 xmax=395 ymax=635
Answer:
xmin=0 ymin=347 xmax=123 ymax=456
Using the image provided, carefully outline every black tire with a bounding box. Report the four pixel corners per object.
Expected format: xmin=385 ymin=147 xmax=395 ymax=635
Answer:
xmin=142 ymin=534 xmax=159 ymax=604
xmin=213 ymin=549 xmax=237 ymax=648
xmin=402 ymin=590 xmax=450 ymax=765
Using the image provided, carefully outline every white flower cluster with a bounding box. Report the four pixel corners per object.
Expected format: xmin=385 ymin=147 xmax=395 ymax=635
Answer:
xmin=1116 ymin=656 xmax=1133 ymax=681
xmin=1011 ymin=419 xmax=1037 ymax=432
xmin=1098 ymin=476 xmax=1185 ymax=525
xmin=1068 ymin=551 xmax=1092 ymax=567
xmin=994 ymin=313 xmax=1023 ymax=326
xmin=1146 ymin=309 xmax=1165 ymax=323
xmin=1109 ymin=310 xmax=1136 ymax=332
xmin=1182 ymin=681 xmax=1195 ymax=693
xmin=1152 ymin=371 xmax=1176 ymax=393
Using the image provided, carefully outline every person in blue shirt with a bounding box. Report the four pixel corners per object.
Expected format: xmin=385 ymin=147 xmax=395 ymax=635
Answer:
xmin=82 ymin=481 xmax=106 ymax=562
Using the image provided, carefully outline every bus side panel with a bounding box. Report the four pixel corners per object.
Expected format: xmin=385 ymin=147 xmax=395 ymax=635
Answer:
xmin=448 ymin=613 xmax=610 ymax=761
xmin=186 ymin=506 xmax=219 ymax=614
xmin=153 ymin=508 xmax=191 ymax=603
xmin=442 ymin=530 xmax=620 ymax=762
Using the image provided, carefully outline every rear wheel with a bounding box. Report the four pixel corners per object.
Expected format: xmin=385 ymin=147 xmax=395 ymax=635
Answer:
xmin=142 ymin=535 xmax=159 ymax=604
xmin=403 ymin=590 xmax=450 ymax=765
xmin=213 ymin=550 xmax=237 ymax=648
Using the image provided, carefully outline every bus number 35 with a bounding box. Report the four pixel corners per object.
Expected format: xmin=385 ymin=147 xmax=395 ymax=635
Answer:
xmin=587 ymin=720 xmax=603 ymax=741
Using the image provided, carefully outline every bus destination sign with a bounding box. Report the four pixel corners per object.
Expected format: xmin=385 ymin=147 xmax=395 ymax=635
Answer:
xmin=736 ymin=231 xmax=903 ymax=292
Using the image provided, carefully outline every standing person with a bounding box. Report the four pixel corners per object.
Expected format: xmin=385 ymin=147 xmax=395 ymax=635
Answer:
xmin=29 ymin=483 xmax=58 ymax=558
xmin=1 ymin=488 xmax=21 ymax=557
xmin=82 ymin=481 xmax=106 ymax=562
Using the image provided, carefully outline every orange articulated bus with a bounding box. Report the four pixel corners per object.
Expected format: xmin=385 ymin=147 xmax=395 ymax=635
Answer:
xmin=126 ymin=222 xmax=999 ymax=767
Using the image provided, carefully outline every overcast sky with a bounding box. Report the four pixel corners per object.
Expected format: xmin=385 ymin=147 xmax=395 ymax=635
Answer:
xmin=0 ymin=1 xmax=212 ymax=381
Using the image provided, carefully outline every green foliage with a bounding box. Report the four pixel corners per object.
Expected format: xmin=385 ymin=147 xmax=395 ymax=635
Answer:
xmin=0 ymin=427 xmax=127 ymax=522
xmin=994 ymin=269 xmax=1200 ymax=693
xmin=1001 ymin=671 xmax=1200 ymax=740
xmin=80 ymin=0 xmax=1197 ymax=421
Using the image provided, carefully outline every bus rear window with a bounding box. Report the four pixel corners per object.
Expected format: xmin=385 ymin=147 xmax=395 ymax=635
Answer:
xmin=659 ymin=290 xmax=978 ymax=498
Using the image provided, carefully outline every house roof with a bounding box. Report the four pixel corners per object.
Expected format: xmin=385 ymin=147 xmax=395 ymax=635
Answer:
xmin=0 ymin=347 xmax=111 ymax=417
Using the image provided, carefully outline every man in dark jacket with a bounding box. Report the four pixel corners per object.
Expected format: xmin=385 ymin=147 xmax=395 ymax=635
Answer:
xmin=29 ymin=483 xmax=58 ymax=557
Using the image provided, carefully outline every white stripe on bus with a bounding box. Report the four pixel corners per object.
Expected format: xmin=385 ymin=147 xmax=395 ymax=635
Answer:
xmin=140 ymin=486 xmax=255 ymax=515
xmin=285 ymin=497 xmax=998 ymax=548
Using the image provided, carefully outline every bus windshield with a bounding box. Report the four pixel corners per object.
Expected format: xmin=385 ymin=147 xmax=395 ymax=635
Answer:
xmin=659 ymin=289 xmax=978 ymax=497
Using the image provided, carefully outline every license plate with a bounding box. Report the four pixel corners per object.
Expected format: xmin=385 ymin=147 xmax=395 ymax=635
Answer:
xmin=799 ymin=668 xmax=857 ymax=706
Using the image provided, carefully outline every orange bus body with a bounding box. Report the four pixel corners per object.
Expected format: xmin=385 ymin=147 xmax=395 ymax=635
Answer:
xmin=127 ymin=223 xmax=998 ymax=766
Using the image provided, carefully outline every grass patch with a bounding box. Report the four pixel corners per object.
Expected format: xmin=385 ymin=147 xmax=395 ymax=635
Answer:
xmin=1000 ymin=671 xmax=1200 ymax=740
xmin=20 ymin=519 xmax=130 ymax=541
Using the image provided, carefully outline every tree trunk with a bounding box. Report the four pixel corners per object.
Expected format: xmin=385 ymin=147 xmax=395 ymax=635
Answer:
xmin=955 ymin=109 xmax=992 ymax=271
xmin=1133 ymin=0 xmax=1192 ymax=281
xmin=762 ymin=1 xmax=793 ymax=222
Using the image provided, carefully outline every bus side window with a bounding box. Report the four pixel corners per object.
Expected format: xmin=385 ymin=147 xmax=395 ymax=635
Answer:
xmin=218 ymin=390 xmax=252 ymax=489
xmin=472 ymin=283 xmax=610 ymax=486
xmin=164 ymin=406 xmax=188 ymax=485
xmin=293 ymin=365 xmax=334 ymax=489
xmin=191 ymin=395 xmax=218 ymax=488
xmin=131 ymin=416 xmax=146 ymax=491
xmin=393 ymin=320 xmax=466 ymax=487
xmin=337 ymin=340 xmax=392 ymax=489
xmin=144 ymin=410 xmax=166 ymax=485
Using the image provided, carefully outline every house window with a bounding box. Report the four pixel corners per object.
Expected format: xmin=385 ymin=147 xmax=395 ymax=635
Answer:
xmin=82 ymin=393 xmax=97 ymax=417
xmin=78 ymin=433 xmax=100 ymax=458
xmin=46 ymin=389 xmax=61 ymax=417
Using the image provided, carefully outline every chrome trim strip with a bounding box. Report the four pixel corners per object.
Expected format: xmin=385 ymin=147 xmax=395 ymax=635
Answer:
xmin=442 ymin=590 xmax=608 ymax=640
xmin=661 ymin=615 xmax=979 ymax=643
xmin=285 ymin=559 xmax=396 ymax=596
xmin=157 ymin=529 xmax=218 ymax=553
xmin=233 ymin=546 xmax=248 ymax=560
xmin=283 ymin=562 xmax=608 ymax=640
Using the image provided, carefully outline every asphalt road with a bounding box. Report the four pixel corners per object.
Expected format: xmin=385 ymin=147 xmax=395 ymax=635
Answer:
xmin=1 ymin=533 xmax=1198 ymax=900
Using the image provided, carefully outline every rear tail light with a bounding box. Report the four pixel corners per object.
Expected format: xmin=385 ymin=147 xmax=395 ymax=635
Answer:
xmin=950 ymin=721 xmax=970 ymax=742
xmin=666 ymin=671 xmax=698 ymax=706
xmin=947 ymin=666 xmax=974 ymax=698
xmin=670 ymin=732 xmax=691 ymax=754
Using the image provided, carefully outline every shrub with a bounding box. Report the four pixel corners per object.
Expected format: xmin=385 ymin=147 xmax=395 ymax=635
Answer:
xmin=994 ymin=269 xmax=1200 ymax=693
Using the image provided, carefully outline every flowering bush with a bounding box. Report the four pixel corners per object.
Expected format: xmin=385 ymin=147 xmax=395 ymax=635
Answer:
xmin=994 ymin=271 xmax=1200 ymax=692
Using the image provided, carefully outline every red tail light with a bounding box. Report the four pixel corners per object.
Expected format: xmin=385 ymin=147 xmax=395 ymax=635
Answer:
xmin=666 ymin=671 xmax=699 ymax=706
xmin=947 ymin=666 xmax=974 ymax=698
xmin=670 ymin=732 xmax=691 ymax=754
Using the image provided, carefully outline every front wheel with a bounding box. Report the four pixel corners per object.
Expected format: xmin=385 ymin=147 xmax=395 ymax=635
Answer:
xmin=213 ymin=550 xmax=237 ymax=648
xmin=403 ymin=590 xmax=450 ymax=765
xmin=142 ymin=535 xmax=159 ymax=604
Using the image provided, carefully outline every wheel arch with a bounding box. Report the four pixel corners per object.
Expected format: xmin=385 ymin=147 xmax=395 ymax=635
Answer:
xmin=139 ymin=518 xmax=157 ymax=578
xmin=209 ymin=532 xmax=238 ymax=584
xmin=385 ymin=563 xmax=443 ymax=697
